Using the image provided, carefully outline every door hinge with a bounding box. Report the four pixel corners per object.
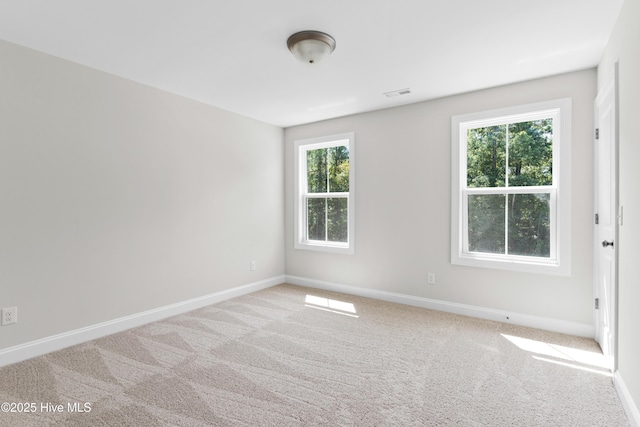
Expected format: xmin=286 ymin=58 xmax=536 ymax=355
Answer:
xmin=595 ymin=213 xmax=599 ymax=225
xmin=595 ymin=128 xmax=600 ymax=140
xmin=595 ymin=298 xmax=599 ymax=310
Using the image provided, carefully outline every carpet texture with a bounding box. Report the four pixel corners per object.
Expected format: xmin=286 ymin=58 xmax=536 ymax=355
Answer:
xmin=0 ymin=284 xmax=629 ymax=426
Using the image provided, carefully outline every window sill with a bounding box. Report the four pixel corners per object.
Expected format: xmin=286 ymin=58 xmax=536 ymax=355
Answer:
xmin=295 ymin=241 xmax=354 ymax=255
xmin=452 ymin=253 xmax=570 ymax=276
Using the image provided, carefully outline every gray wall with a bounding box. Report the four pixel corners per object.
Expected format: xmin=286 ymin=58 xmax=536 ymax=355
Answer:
xmin=0 ymin=39 xmax=285 ymax=349
xmin=598 ymin=0 xmax=640 ymax=417
xmin=285 ymin=70 xmax=596 ymax=326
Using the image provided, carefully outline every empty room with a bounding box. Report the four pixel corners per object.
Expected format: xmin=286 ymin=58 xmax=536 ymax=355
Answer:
xmin=1 ymin=0 xmax=639 ymax=425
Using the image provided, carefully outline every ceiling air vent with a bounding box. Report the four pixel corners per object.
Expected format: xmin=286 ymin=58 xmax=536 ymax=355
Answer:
xmin=384 ymin=88 xmax=411 ymax=97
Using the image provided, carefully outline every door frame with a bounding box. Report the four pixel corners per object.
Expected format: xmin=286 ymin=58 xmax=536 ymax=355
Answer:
xmin=593 ymin=62 xmax=619 ymax=372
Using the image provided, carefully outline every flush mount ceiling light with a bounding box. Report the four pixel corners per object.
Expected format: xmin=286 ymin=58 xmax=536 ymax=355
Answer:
xmin=287 ymin=30 xmax=336 ymax=64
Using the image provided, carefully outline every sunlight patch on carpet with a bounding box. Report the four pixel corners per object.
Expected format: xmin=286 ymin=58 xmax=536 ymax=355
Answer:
xmin=502 ymin=334 xmax=612 ymax=376
xmin=305 ymin=295 xmax=359 ymax=318
xmin=531 ymin=356 xmax=613 ymax=377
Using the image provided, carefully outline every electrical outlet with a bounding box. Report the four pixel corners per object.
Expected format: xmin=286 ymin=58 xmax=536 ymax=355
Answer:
xmin=250 ymin=260 xmax=256 ymax=271
xmin=2 ymin=307 xmax=17 ymax=326
xmin=427 ymin=272 xmax=436 ymax=285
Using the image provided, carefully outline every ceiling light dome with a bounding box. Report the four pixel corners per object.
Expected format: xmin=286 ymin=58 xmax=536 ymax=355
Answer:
xmin=287 ymin=31 xmax=336 ymax=64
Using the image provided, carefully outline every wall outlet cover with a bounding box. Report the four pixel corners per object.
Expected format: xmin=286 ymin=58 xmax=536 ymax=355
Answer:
xmin=2 ymin=307 xmax=17 ymax=326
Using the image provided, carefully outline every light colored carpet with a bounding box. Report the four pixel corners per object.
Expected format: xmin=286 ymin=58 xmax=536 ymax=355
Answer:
xmin=0 ymin=284 xmax=629 ymax=426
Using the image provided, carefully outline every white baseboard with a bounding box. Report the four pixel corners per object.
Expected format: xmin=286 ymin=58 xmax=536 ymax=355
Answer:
xmin=0 ymin=275 xmax=284 ymax=368
xmin=285 ymin=275 xmax=594 ymax=338
xmin=616 ymin=371 xmax=640 ymax=427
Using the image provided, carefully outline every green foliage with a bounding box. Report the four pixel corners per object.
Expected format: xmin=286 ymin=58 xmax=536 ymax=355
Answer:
xmin=306 ymin=146 xmax=350 ymax=243
xmin=327 ymin=198 xmax=348 ymax=242
xmin=307 ymin=148 xmax=327 ymax=193
xmin=466 ymin=119 xmax=553 ymax=257
xmin=508 ymin=194 xmax=550 ymax=257
xmin=307 ymin=198 xmax=326 ymax=241
xmin=507 ymin=120 xmax=553 ymax=187
xmin=328 ymin=146 xmax=350 ymax=192
xmin=468 ymin=194 xmax=505 ymax=254
xmin=467 ymin=125 xmax=506 ymax=188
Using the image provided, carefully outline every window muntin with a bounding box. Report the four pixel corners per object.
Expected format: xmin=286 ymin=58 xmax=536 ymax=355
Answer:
xmin=295 ymin=133 xmax=355 ymax=254
xmin=452 ymin=100 xmax=571 ymax=275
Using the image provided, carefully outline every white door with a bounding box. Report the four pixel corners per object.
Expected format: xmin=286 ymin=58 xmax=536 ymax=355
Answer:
xmin=594 ymin=64 xmax=618 ymax=371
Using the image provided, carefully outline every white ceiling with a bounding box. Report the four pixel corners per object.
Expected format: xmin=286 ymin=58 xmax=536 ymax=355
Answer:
xmin=0 ymin=0 xmax=623 ymax=127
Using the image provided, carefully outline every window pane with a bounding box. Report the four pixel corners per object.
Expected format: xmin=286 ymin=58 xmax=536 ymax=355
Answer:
xmin=468 ymin=194 xmax=505 ymax=254
xmin=328 ymin=198 xmax=348 ymax=242
xmin=307 ymin=198 xmax=326 ymax=240
xmin=307 ymin=148 xmax=327 ymax=193
xmin=328 ymin=146 xmax=350 ymax=192
xmin=508 ymin=193 xmax=551 ymax=257
xmin=508 ymin=120 xmax=553 ymax=187
xmin=467 ymin=125 xmax=506 ymax=188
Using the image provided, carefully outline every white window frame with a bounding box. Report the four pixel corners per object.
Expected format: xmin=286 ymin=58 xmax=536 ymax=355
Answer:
xmin=451 ymin=99 xmax=571 ymax=276
xmin=294 ymin=132 xmax=355 ymax=254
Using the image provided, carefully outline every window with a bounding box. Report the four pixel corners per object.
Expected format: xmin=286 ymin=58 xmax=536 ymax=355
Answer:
xmin=294 ymin=133 xmax=355 ymax=254
xmin=451 ymin=99 xmax=571 ymax=275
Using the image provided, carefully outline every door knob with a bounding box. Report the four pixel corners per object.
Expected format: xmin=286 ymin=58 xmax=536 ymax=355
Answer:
xmin=602 ymin=240 xmax=614 ymax=248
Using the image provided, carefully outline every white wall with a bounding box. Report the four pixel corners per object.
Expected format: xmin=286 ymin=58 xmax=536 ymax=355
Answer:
xmin=1 ymin=9 xmax=634 ymax=417
xmin=598 ymin=0 xmax=640 ymax=420
xmin=0 ymin=39 xmax=285 ymax=349
xmin=285 ymin=70 xmax=596 ymax=326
